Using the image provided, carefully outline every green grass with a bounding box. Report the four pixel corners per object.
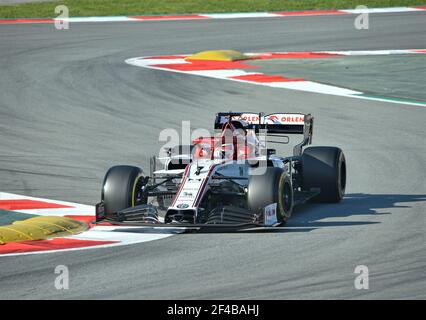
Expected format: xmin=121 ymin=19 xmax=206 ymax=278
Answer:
xmin=0 ymin=0 xmax=424 ymax=19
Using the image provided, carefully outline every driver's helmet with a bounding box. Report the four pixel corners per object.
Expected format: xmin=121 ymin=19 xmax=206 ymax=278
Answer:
xmin=213 ymin=143 xmax=234 ymax=160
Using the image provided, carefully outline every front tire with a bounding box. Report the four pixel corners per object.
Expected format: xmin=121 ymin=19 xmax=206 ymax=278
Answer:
xmin=302 ymin=146 xmax=346 ymax=202
xmin=102 ymin=165 xmax=144 ymax=217
xmin=247 ymin=167 xmax=293 ymax=223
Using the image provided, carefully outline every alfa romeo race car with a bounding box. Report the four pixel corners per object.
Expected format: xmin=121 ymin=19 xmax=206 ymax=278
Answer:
xmin=95 ymin=112 xmax=346 ymax=229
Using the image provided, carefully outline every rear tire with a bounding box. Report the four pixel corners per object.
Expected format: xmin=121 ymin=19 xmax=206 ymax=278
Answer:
xmin=248 ymin=167 xmax=293 ymax=223
xmin=302 ymin=146 xmax=346 ymax=202
xmin=102 ymin=165 xmax=144 ymax=217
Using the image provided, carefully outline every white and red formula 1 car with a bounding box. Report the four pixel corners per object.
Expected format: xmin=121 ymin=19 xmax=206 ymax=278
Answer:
xmin=95 ymin=112 xmax=346 ymax=230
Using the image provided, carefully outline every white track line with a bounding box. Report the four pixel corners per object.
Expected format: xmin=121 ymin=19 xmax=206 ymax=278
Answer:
xmin=340 ymin=7 xmax=423 ymax=13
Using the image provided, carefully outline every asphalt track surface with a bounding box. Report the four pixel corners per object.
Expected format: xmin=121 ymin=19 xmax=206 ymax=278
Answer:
xmin=0 ymin=12 xmax=425 ymax=299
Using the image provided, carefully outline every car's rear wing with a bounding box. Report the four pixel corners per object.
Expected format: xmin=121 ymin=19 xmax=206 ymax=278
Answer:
xmin=214 ymin=112 xmax=314 ymax=155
